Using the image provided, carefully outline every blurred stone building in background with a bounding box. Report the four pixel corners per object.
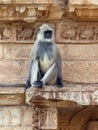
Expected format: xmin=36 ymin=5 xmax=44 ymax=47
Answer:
xmin=0 ymin=0 xmax=98 ymax=130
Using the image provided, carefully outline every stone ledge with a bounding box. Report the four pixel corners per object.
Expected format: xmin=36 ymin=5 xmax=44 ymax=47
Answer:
xmin=69 ymin=0 xmax=98 ymax=6
xmin=0 ymin=87 xmax=25 ymax=105
xmin=0 ymin=0 xmax=54 ymax=4
xmin=68 ymin=0 xmax=98 ymax=20
xmin=1 ymin=85 xmax=98 ymax=106
xmin=26 ymin=84 xmax=98 ymax=106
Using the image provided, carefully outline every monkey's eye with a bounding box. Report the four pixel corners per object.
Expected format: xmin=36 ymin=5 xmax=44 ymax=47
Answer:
xmin=44 ymin=30 xmax=52 ymax=39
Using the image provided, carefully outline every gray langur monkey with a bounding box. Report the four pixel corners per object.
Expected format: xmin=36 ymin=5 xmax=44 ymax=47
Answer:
xmin=26 ymin=24 xmax=63 ymax=89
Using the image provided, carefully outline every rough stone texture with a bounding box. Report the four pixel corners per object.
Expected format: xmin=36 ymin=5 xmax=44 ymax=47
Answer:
xmin=33 ymin=0 xmax=54 ymax=4
xmin=0 ymin=106 xmax=32 ymax=130
xmin=0 ymin=1 xmax=64 ymax=22
xmin=0 ymin=87 xmax=25 ymax=105
xmin=0 ymin=22 xmax=55 ymax=43
xmin=0 ymin=60 xmax=26 ymax=84
xmin=68 ymin=0 xmax=98 ymax=20
xmin=16 ymin=0 xmax=33 ymax=4
xmin=69 ymin=0 xmax=98 ymax=5
xmin=3 ymin=86 xmax=98 ymax=130
xmin=63 ymin=61 xmax=98 ymax=83
xmin=88 ymin=121 xmax=98 ymax=130
xmin=0 ymin=0 xmax=12 ymax=4
xmin=58 ymin=44 xmax=98 ymax=60
xmin=26 ymin=85 xmax=98 ymax=106
xmin=0 ymin=45 xmax=3 ymax=58
xmin=56 ymin=22 xmax=98 ymax=43
xmin=0 ymin=107 xmax=22 ymax=126
xmin=0 ymin=0 xmax=98 ymax=130
xmin=4 ymin=44 xmax=32 ymax=60
xmin=0 ymin=127 xmax=32 ymax=130
xmin=22 ymin=107 xmax=33 ymax=126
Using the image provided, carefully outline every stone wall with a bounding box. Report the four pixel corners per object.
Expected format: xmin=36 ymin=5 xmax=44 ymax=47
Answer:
xmin=0 ymin=0 xmax=98 ymax=130
xmin=0 ymin=106 xmax=32 ymax=130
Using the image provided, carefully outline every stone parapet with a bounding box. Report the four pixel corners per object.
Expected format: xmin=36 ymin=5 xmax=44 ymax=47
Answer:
xmin=0 ymin=87 xmax=25 ymax=105
xmin=26 ymin=85 xmax=98 ymax=106
xmin=0 ymin=85 xmax=98 ymax=106
xmin=68 ymin=0 xmax=98 ymax=20
xmin=0 ymin=0 xmax=54 ymax=4
xmin=0 ymin=0 xmax=64 ymax=22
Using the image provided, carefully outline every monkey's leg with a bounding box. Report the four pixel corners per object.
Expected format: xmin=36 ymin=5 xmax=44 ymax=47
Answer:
xmin=30 ymin=59 xmax=40 ymax=87
xmin=34 ymin=63 xmax=58 ymax=87
xmin=26 ymin=61 xmax=33 ymax=89
xmin=57 ymin=60 xmax=63 ymax=87
xmin=41 ymin=63 xmax=58 ymax=84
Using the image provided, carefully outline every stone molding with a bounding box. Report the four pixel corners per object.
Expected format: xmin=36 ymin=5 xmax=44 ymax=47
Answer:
xmin=1 ymin=21 xmax=98 ymax=44
xmin=32 ymin=107 xmax=57 ymax=130
xmin=0 ymin=5 xmax=49 ymax=22
xmin=0 ymin=87 xmax=25 ymax=105
xmin=0 ymin=86 xmax=98 ymax=129
xmin=26 ymin=85 xmax=98 ymax=106
xmin=0 ymin=22 xmax=36 ymax=43
xmin=0 ymin=22 xmax=55 ymax=43
xmin=32 ymin=105 xmax=98 ymax=130
xmin=1 ymin=85 xmax=98 ymax=106
xmin=56 ymin=22 xmax=98 ymax=43
xmin=68 ymin=0 xmax=98 ymax=20
xmin=0 ymin=0 xmax=54 ymax=4
xmin=0 ymin=1 xmax=64 ymax=22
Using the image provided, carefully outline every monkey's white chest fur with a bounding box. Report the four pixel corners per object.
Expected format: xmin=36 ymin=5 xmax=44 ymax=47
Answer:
xmin=39 ymin=54 xmax=55 ymax=74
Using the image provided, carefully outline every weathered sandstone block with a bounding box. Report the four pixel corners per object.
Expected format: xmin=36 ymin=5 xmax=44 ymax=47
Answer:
xmin=69 ymin=0 xmax=98 ymax=5
xmin=0 ymin=60 xmax=26 ymax=84
xmin=26 ymin=85 xmax=98 ymax=106
xmin=58 ymin=44 xmax=98 ymax=60
xmin=0 ymin=87 xmax=25 ymax=105
xmin=0 ymin=0 xmax=12 ymax=4
xmin=4 ymin=44 xmax=32 ymax=60
xmin=22 ymin=107 xmax=33 ymax=126
xmin=63 ymin=61 xmax=98 ymax=83
xmin=33 ymin=0 xmax=54 ymax=4
xmin=16 ymin=0 xmax=33 ymax=4
xmin=0 ymin=45 xmax=3 ymax=58
xmin=0 ymin=107 xmax=21 ymax=126
xmin=0 ymin=127 xmax=32 ymax=130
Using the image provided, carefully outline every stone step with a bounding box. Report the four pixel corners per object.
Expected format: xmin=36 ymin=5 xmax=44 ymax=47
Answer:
xmin=26 ymin=84 xmax=98 ymax=106
xmin=0 ymin=87 xmax=25 ymax=105
xmin=1 ymin=84 xmax=98 ymax=106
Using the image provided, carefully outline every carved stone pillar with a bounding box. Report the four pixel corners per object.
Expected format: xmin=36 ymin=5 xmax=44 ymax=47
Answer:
xmin=32 ymin=107 xmax=57 ymax=130
xmin=26 ymin=86 xmax=98 ymax=130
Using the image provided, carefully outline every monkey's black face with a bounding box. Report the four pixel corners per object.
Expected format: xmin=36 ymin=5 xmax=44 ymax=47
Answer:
xmin=44 ymin=30 xmax=52 ymax=39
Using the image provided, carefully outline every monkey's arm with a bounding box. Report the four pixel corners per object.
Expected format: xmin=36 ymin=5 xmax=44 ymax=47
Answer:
xmin=56 ymin=48 xmax=63 ymax=87
xmin=27 ymin=44 xmax=38 ymax=88
xmin=26 ymin=42 xmax=36 ymax=88
xmin=26 ymin=60 xmax=33 ymax=88
xmin=57 ymin=58 xmax=63 ymax=87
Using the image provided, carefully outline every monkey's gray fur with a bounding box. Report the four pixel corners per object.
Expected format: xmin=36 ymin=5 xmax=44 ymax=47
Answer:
xmin=26 ymin=24 xmax=63 ymax=88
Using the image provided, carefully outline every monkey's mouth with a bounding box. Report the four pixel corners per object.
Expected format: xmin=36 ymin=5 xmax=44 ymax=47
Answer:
xmin=44 ymin=30 xmax=52 ymax=39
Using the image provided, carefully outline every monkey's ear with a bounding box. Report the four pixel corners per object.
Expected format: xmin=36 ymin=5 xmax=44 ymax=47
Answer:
xmin=35 ymin=28 xmax=40 ymax=35
xmin=34 ymin=28 xmax=40 ymax=40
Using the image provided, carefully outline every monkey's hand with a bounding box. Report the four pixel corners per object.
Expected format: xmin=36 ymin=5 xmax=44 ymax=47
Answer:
xmin=33 ymin=81 xmax=43 ymax=88
xmin=26 ymin=79 xmax=31 ymax=89
xmin=57 ymin=78 xmax=63 ymax=88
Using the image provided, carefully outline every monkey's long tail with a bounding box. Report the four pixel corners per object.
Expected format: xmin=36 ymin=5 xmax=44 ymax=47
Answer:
xmin=0 ymin=83 xmax=26 ymax=87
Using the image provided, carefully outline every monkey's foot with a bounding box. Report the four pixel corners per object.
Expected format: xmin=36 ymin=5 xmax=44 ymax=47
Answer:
xmin=57 ymin=79 xmax=63 ymax=88
xmin=33 ymin=81 xmax=43 ymax=88
xmin=26 ymin=80 xmax=31 ymax=89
